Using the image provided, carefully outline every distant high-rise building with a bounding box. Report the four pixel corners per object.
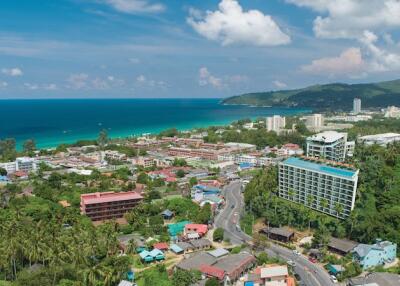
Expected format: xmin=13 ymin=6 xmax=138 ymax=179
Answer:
xmin=304 ymin=114 xmax=324 ymax=129
xmin=353 ymin=98 xmax=361 ymax=114
xmin=266 ymin=115 xmax=286 ymax=133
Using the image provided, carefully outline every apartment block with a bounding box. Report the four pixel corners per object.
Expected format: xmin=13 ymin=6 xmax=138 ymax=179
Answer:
xmin=306 ymin=131 xmax=348 ymax=162
xmin=80 ymin=191 xmax=143 ymax=221
xmin=266 ymin=115 xmax=286 ymax=133
xmin=353 ymin=98 xmax=361 ymax=114
xmin=278 ymin=157 xmax=359 ymax=219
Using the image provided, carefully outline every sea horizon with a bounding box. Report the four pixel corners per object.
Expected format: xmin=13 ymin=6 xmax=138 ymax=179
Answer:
xmin=0 ymin=98 xmax=311 ymax=149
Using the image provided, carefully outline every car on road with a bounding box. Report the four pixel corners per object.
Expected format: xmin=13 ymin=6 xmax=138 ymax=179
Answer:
xmin=231 ymin=204 xmax=235 ymax=209
xmin=287 ymin=260 xmax=296 ymax=267
xmin=308 ymin=257 xmax=317 ymax=263
xmin=294 ymin=273 xmax=301 ymax=281
xmin=330 ymin=275 xmax=338 ymax=283
xmin=292 ymin=249 xmax=301 ymax=256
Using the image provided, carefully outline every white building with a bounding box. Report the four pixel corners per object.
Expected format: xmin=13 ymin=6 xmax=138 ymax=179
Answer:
xmin=384 ymin=106 xmax=400 ymax=118
xmin=353 ymin=98 xmax=362 ymax=114
xmin=279 ymin=157 xmax=359 ymax=219
xmin=306 ymin=131 xmax=348 ymax=162
xmin=304 ymin=114 xmax=324 ymax=129
xmin=16 ymin=157 xmax=37 ymax=173
xmin=0 ymin=161 xmax=17 ymax=174
xmin=266 ymin=115 xmax=286 ymax=133
xmin=103 ymin=150 xmax=127 ymax=162
xmin=358 ymin=133 xmax=400 ymax=146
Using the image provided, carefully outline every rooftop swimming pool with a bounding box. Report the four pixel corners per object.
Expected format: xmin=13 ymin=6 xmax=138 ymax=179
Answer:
xmin=282 ymin=157 xmax=357 ymax=179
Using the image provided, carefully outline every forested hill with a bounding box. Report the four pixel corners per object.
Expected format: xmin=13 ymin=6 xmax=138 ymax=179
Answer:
xmin=221 ymin=79 xmax=400 ymax=111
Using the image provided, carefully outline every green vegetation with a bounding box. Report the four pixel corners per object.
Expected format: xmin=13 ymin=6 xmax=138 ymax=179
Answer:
xmin=213 ymin=227 xmax=224 ymax=242
xmin=244 ymin=141 xmax=400 ymax=249
xmin=222 ymin=79 xmax=400 ymax=111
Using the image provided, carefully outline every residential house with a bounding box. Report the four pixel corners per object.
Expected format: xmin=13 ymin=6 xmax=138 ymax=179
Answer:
xmin=352 ymin=239 xmax=397 ymax=270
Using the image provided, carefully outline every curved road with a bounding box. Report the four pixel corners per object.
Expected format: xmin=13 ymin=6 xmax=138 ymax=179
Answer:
xmin=215 ymin=180 xmax=335 ymax=286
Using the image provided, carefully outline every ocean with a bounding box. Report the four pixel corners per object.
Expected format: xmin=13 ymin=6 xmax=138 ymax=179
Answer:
xmin=0 ymin=99 xmax=310 ymax=149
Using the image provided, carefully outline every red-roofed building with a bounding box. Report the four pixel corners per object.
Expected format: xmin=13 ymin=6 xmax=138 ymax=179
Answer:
xmin=80 ymin=191 xmax=143 ymax=221
xmin=184 ymin=224 xmax=208 ymax=237
xmin=153 ymin=242 xmax=169 ymax=251
xmin=199 ymin=264 xmax=225 ymax=281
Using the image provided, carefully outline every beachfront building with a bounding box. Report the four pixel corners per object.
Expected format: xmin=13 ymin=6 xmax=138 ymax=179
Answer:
xmin=306 ymin=131 xmax=351 ymax=162
xmin=80 ymin=191 xmax=143 ymax=221
xmin=358 ymin=133 xmax=400 ymax=147
xmin=278 ymin=157 xmax=359 ymax=219
xmin=266 ymin=115 xmax=286 ymax=133
xmin=352 ymin=239 xmax=397 ymax=270
xmin=353 ymin=98 xmax=361 ymax=114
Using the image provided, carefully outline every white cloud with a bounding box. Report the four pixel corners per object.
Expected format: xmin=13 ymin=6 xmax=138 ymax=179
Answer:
xmin=67 ymin=73 xmax=89 ymax=89
xmin=301 ymin=47 xmax=365 ymax=76
xmin=101 ymin=0 xmax=165 ymax=14
xmin=199 ymin=67 xmax=223 ymax=89
xmin=136 ymin=74 xmax=165 ymax=88
xmin=273 ymin=80 xmax=288 ymax=89
xmin=187 ymin=0 xmax=290 ymax=47
xmin=0 ymin=81 xmax=8 ymax=88
xmin=286 ymin=0 xmax=400 ymax=39
xmin=24 ymin=83 xmax=39 ymax=90
xmin=359 ymin=30 xmax=400 ymax=72
xmin=23 ymin=83 xmax=58 ymax=91
xmin=2 ymin=67 xmax=23 ymax=76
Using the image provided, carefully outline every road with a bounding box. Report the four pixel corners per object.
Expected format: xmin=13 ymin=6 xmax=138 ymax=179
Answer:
xmin=215 ymin=180 xmax=335 ymax=286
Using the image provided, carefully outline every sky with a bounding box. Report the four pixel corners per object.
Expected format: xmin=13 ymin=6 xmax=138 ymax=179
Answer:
xmin=0 ymin=0 xmax=400 ymax=98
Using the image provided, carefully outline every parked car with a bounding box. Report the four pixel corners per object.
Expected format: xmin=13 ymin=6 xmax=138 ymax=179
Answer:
xmin=292 ymin=249 xmax=301 ymax=256
xmin=308 ymin=257 xmax=317 ymax=263
xmin=287 ymin=260 xmax=296 ymax=267
xmin=330 ymin=275 xmax=338 ymax=283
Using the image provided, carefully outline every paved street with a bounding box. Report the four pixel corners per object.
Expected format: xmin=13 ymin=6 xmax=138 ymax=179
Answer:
xmin=215 ymin=180 xmax=335 ymax=286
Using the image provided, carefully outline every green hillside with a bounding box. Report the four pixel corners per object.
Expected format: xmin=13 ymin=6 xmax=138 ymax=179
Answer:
xmin=222 ymin=79 xmax=400 ymax=111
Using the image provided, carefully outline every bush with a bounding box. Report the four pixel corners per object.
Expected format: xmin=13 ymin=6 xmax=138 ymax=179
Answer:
xmin=213 ymin=227 xmax=224 ymax=242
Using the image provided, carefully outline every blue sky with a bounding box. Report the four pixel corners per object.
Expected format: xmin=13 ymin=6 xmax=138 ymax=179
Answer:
xmin=0 ymin=0 xmax=399 ymax=98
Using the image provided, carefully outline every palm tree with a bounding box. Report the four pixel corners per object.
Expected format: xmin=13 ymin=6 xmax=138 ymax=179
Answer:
xmin=320 ymin=198 xmax=328 ymax=211
xmin=334 ymin=202 xmax=344 ymax=219
xmin=126 ymin=239 xmax=137 ymax=255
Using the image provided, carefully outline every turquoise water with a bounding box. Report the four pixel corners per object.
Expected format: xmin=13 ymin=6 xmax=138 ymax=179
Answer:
xmin=283 ymin=157 xmax=356 ymax=178
xmin=0 ymin=99 xmax=310 ymax=149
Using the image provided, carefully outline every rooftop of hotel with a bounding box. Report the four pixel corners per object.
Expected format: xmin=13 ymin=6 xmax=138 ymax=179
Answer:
xmin=81 ymin=191 xmax=143 ymax=205
xmin=281 ymin=157 xmax=357 ymax=179
xmin=307 ymin=131 xmax=345 ymax=143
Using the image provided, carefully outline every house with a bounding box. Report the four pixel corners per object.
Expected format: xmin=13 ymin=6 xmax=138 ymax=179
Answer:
xmin=326 ymin=264 xmax=344 ymax=276
xmin=139 ymin=249 xmax=165 ymax=263
xmin=347 ymin=272 xmax=400 ymax=286
xmin=117 ymin=234 xmax=145 ymax=254
xmin=153 ymin=242 xmax=169 ymax=252
xmin=261 ymin=265 xmax=290 ymax=286
xmin=176 ymin=251 xmax=256 ymax=283
xmin=161 ymin=209 xmax=174 ymax=220
xmin=199 ymin=264 xmax=226 ymax=281
xmin=352 ymin=239 xmax=397 ymax=270
xmin=260 ymin=227 xmax=294 ymax=243
xmin=328 ymin=237 xmax=358 ymax=256
xmin=170 ymin=244 xmax=184 ymax=254
xmin=176 ymin=239 xmax=212 ymax=253
xmin=168 ymin=220 xmax=191 ymax=238
xmin=58 ymin=200 xmax=71 ymax=208
xmin=118 ymin=281 xmax=133 ymax=286
xmin=185 ymin=224 xmax=208 ymax=237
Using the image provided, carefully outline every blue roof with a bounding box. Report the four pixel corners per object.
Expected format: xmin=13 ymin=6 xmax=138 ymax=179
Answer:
xmin=282 ymin=157 xmax=357 ymax=179
xmin=170 ymin=244 xmax=183 ymax=253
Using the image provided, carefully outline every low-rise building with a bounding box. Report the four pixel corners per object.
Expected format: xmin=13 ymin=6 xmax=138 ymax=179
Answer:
xmin=352 ymin=239 xmax=397 ymax=270
xmin=358 ymin=133 xmax=400 ymax=147
xmin=384 ymin=106 xmax=400 ymax=118
xmin=80 ymin=191 xmax=143 ymax=221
